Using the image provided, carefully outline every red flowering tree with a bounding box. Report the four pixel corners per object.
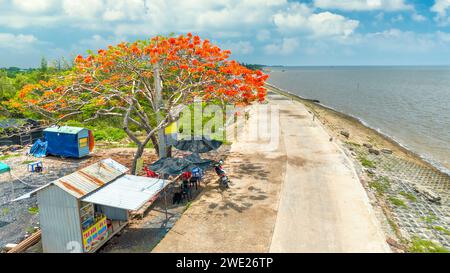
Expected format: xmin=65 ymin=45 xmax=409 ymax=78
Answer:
xmin=10 ymin=34 xmax=268 ymax=174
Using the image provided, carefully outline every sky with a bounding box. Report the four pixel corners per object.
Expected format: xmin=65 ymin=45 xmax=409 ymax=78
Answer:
xmin=1 ymin=0 xmax=450 ymax=67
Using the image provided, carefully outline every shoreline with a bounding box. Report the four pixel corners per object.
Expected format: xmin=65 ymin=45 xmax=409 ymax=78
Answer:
xmin=267 ymin=83 xmax=450 ymax=252
xmin=265 ymin=82 xmax=450 ymax=178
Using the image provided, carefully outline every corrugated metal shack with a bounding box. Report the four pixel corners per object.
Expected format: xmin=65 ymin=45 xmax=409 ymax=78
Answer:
xmin=15 ymin=158 xmax=170 ymax=253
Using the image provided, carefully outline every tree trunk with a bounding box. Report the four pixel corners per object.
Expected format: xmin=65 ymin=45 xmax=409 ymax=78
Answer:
xmin=151 ymin=134 xmax=159 ymax=156
xmin=131 ymin=144 xmax=145 ymax=175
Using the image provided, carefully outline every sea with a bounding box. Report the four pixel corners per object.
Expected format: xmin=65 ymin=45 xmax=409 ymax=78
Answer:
xmin=267 ymin=66 xmax=450 ymax=174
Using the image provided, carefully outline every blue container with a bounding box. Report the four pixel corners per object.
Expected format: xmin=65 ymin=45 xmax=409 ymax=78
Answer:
xmin=43 ymin=126 xmax=91 ymax=158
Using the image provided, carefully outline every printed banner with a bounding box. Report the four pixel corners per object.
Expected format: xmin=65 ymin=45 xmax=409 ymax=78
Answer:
xmin=82 ymin=216 xmax=108 ymax=252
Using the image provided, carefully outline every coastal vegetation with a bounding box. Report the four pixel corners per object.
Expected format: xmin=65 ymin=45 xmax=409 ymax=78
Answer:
xmin=6 ymin=34 xmax=268 ymax=173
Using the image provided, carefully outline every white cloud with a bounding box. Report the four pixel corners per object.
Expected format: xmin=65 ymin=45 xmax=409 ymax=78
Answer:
xmin=314 ymin=0 xmax=413 ymax=11
xmin=431 ymin=0 xmax=450 ymax=16
xmin=361 ymin=29 xmax=439 ymax=52
xmin=431 ymin=0 xmax=450 ymax=25
xmin=62 ymin=0 xmax=104 ymax=19
xmin=436 ymin=31 xmax=450 ymax=42
xmin=391 ymin=14 xmax=404 ymax=23
xmin=256 ymin=30 xmax=271 ymax=41
xmin=221 ymin=41 xmax=255 ymax=55
xmin=0 ymin=33 xmax=38 ymax=48
xmin=411 ymin=13 xmax=427 ymax=22
xmin=309 ymin=12 xmax=359 ymax=37
xmin=0 ymin=0 xmax=359 ymax=40
xmin=12 ymin=0 xmax=55 ymax=13
xmin=264 ymin=38 xmax=299 ymax=55
xmin=273 ymin=3 xmax=359 ymax=38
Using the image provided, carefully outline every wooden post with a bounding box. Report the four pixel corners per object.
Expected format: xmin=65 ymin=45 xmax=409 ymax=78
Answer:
xmin=9 ymin=172 xmax=14 ymax=200
xmin=153 ymin=63 xmax=167 ymax=159
xmin=164 ymin=188 xmax=168 ymax=223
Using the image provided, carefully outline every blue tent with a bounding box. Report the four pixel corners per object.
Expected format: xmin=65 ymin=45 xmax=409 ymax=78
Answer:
xmin=43 ymin=126 xmax=91 ymax=158
xmin=0 ymin=162 xmax=10 ymax=175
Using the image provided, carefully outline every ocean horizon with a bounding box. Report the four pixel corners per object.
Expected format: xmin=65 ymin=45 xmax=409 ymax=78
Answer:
xmin=267 ymin=66 xmax=450 ymax=174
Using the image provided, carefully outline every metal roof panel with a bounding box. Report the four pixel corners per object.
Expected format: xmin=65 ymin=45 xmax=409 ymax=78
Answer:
xmin=53 ymin=158 xmax=128 ymax=198
xmin=44 ymin=126 xmax=85 ymax=134
xmin=81 ymin=175 xmax=171 ymax=211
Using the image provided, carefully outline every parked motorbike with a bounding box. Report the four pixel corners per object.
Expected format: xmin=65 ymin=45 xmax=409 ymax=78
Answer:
xmin=214 ymin=160 xmax=230 ymax=188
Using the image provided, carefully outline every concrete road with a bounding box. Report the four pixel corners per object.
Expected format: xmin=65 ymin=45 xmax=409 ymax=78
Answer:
xmin=269 ymin=93 xmax=390 ymax=252
xmin=153 ymin=92 xmax=389 ymax=253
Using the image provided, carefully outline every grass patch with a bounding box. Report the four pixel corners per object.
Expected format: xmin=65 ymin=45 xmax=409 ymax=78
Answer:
xmin=388 ymin=196 xmax=407 ymax=208
xmin=26 ymin=226 xmax=36 ymax=234
xmin=358 ymin=155 xmax=376 ymax=168
xmin=65 ymin=120 xmax=127 ymax=142
xmin=420 ymin=214 xmax=438 ymax=224
xmin=21 ymin=160 xmax=35 ymax=165
xmin=28 ymin=207 xmax=39 ymax=215
xmin=433 ymin=226 xmax=450 ymax=236
xmin=345 ymin=141 xmax=361 ymax=147
xmin=0 ymin=154 xmax=20 ymax=161
xmin=184 ymin=201 xmax=192 ymax=212
xmin=369 ymin=176 xmax=391 ymax=195
xmin=409 ymin=236 xmax=449 ymax=253
xmin=2 ymin=207 xmax=10 ymax=216
xmin=399 ymin=191 xmax=417 ymax=202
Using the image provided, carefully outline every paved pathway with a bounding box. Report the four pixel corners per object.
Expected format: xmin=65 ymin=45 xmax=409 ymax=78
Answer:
xmin=153 ymin=93 xmax=390 ymax=253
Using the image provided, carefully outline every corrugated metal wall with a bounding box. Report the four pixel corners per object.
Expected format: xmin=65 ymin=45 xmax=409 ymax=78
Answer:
xmin=96 ymin=205 xmax=128 ymax=221
xmin=37 ymin=185 xmax=83 ymax=253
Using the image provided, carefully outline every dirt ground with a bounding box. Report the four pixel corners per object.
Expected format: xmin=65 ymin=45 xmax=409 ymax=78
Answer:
xmin=0 ymin=146 xmax=160 ymax=251
xmin=99 ymin=146 xmax=229 ymax=253
xmin=0 ymin=148 xmax=82 ymax=250
xmin=152 ymin=124 xmax=287 ymax=252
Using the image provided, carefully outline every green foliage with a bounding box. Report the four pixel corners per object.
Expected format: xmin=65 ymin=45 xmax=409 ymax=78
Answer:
xmin=2 ymin=207 xmax=9 ymax=216
xmin=0 ymin=65 xmax=65 ymax=119
xmin=28 ymin=207 xmax=39 ymax=215
xmin=240 ymin=63 xmax=265 ymax=71
xmin=409 ymin=236 xmax=449 ymax=253
xmin=21 ymin=160 xmax=35 ymax=165
xmin=420 ymin=214 xmax=438 ymax=224
xmin=358 ymin=155 xmax=376 ymax=168
xmin=345 ymin=141 xmax=361 ymax=147
xmin=368 ymin=176 xmax=391 ymax=195
xmin=433 ymin=226 xmax=450 ymax=236
xmin=64 ymin=120 xmax=127 ymax=142
xmin=399 ymin=191 xmax=417 ymax=202
xmin=388 ymin=196 xmax=407 ymax=208
xmin=0 ymin=154 xmax=20 ymax=161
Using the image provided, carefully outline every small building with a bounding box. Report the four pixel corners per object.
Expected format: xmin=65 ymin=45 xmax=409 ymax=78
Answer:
xmin=14 ymin=158 xmax=170 ymax=253
xmin=43 ymin=126 xmax=93 ymax=158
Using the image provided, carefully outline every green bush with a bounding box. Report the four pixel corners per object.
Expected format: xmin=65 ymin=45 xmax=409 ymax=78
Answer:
xmin=64 ymin=120 xmax=127 ymax=142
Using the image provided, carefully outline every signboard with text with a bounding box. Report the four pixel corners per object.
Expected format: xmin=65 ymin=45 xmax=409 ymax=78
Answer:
xmin=82 ymin=216 xmax=108 ymax=252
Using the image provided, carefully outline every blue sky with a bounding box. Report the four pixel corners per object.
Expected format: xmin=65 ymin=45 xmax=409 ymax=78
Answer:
xmin=1 ymin=0 xmax=450 ymax=67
